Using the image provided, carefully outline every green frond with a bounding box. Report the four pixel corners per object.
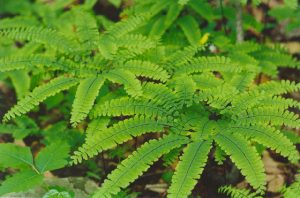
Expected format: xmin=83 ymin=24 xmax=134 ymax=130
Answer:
xmin=163 ymin=45 xmax=203 ymax=71
xmin=93 ymin=134 xmax=189 ymax=197
xmin=142 ymin=83 xmax=178 ymax=111
xmin=218 ymin=185 xmax=261 ymax=198
xmin=214 ymin=145 xmax=226 ymax=165
xmin=198 ymin=84 xmax=238 ymax=109
xmin=259 ymin=96 xmax=300 ymax=110
xmin=3 ymin=76 xmax=79 ymax=121
xmin=191 ymin=73 xmax=223 ymax=89
xmin=227 ymin=73 xmax=255 ymax=91
xmin=117 ymin=34 xmax=157 ymax=50
xmin=85 ymin=118 xmax=110 ymax=140
xmin=9 ymin=70 xmax=30 ymax=100
xmin=215 ymin=133 xmax=266 ymax=192
xmin=229 ymin=41 xmax=261 ymax=53
xmin=178 ymin=0 xmax=190 ymax=6
xmin=105 ymin=69 xmax=142 ymax=97
xmin=71 ymin=77 xmax=105 ymax=126
xmin=120 ymin=60 xmax=170 ymax=82
xmin=0 ymin=55 xmax=92 ymax=76
xmin=233 ymin=107 xmax=300 ymax=128
xmin=170 ymin=76 xmax=197 ymax=107
xmin=0 ymin=26 xmax=78 ymax=53
xmin=71 ymin=116 xmax=168 ymax=164
xmin=224 ymin=124 xmax=299 ymax=163
xmin=168 ymin=140 xmax=212 ymax=198
xmin=256 ymin=80 xmax=300 ymax=95
xmin=91 ymin=97 xmax=173 ymax=118
xmin=104 ymin=14 xmax=148 ymax=38
xmin=75 ymin=10 xmax=99 ymax=51
xmin=176 ymin=56 xmax=241 ymax=75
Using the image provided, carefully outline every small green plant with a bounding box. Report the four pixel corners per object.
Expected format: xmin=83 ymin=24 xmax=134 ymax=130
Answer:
xmin=0 ymin=0 xmax=299 ymax=197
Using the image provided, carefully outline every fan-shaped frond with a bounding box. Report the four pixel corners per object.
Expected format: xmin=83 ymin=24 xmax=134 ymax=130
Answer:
xmin=256 ymin=80 xmax=300 ymax=95
xmin=3 ymin=76 xmax=79 ymax=121
xmin=168 ymin=140 xmax=212 ymax=198
xmin=233 ymin=107 xmax=300 ymax=128
xmin=176 ymin=56 xmax=241 ymax=75
xmin=0 ymin=27 xmax=78 ymax=53
xmin=71 ymin=77 xmax=105 ymax=126
xmin=224 ymin=124 xmax=299 ymax=163
xmin=104 ymin=14 xmax=148 ymax=38
xmin=215 ymin=133 xmax=266 ymax=192
xmin=117 ymin=34 xmax=157 ymax=51
xmin=91 ymin=97 xmax=173 ymax=118
xmin=75 ymin=10 xmax=99 ymax=51
xmin=142 ymin=83 xmax=178 ymax=110
xmin=93 ymin=135 xmax=188 ymax=197
xmin=163 ymin=45 xmax=202 ymax=71
xmin=192 ymin=73 xmax=223 ymax=89
xmin=218 ymin=185 xmax=261 ymax=198
xmin=72 ymin=116 xmax=169 ymax=164
xmin=120 ymin=60 xmax=170 ymax=82
xmin=170 ymin=76 xmax=197 ymax=107
xmin=105 ymin=69 xmax=142 ymax=97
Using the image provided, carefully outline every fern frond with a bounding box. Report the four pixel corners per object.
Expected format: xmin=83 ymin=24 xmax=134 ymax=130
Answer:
xmin=72 ymin=116 xmax=168 ymax=164
xmin=224 ymin=124 xmax=299 ymax=163
xmin=168 ymin=140 xmax=212 ymax=198
xmin=120 ymin=60 xmax=170 ymax=82
xmin=104 ymin=14 xmax=148 ymax=38
xmin=256 ymin=80 xmax=300 ymax=95
xmin=117 ymin=34 xmax=157 ymax=50
xmin=71 ymin=77 xmax=105 ymax=126
xmin=91 ymin=97 xmax=172 ymax=118
xmin=170 ymin=76 xmax=197 ymax=107
xmin=163 ymin=45 xmax=202 ymax=72
xmin=233 ymin=107 xmax=300 ymax=128
xmin=176 ymin=56 xmax=241 ymax=75
xmin=85 ymin=118 xmax=110 ymax=140
xmin=75 ymin=10 xmax=99 ymax=51
xmin=105 ymin=69 xmax=142 ymax=97
xmin=215 ymin=133 xmax=266 ymax=192
xmin=218 ymin=185 xmax=261 ymax=198
xmin=142 ymin=83 xmax=178 ymax=111
xmin=3 ymin=76 xmax=79 ymax=121
xmin=0 ymin=27 xmax=78 ymax=53
xmin=93 ymin=135 xmax=189 ymax=197
xmin=192 ymin=73 xmax=223 ymax=89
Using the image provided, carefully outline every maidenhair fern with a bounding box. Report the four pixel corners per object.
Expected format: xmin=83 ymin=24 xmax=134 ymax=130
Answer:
xmin=0 ymin=0 xmax=299 ymax=197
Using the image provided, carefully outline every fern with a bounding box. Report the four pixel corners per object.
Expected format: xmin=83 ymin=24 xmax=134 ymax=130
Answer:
xmin=224 ymin=124 xmax=299 ymax=163
xmin=91 ymin=97 xmax=173 ymax=118
xmin=71 ymin=77 xmax=105 ymax=126
xmin=72 ymin=116 xmax=169 ymax=164
xmin=119 ymin=60 xmax=170 ymax=82
xmin=168 ymin=140 xmax=212 ymax=198
xmin=0 ymin=26 xmax=78 ymax=53
xmin=218 ymin=185 xmax=262 ymax=198
xmin=93 ymin=135 xmax=188 ymax=197
xmin=215 ymin=133 xmax=266 ymax=192
xmin=3 ymin=76 xmax=79 ymax=121
xmin=104 ymin=69 xmax=143 ymax=97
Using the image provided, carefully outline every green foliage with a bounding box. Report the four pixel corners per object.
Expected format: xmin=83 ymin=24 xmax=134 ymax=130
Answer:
xmin=0 ymin=0 xmax=299 ymax=197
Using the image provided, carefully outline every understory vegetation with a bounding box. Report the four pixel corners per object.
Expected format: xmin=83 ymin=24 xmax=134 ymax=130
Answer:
xmin=0 ymin=0 xmax=299 ymax=197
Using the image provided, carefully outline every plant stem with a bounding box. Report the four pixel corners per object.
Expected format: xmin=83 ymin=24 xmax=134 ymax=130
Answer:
xmin=235 ymin=1 xmax=244 ymax=43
